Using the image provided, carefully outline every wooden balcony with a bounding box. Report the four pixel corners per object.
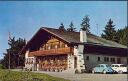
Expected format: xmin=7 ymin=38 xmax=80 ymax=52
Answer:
xmin=29 ymin=47 xmax=73 ymax=57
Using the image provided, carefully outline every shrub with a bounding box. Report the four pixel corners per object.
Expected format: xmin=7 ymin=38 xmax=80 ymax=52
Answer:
xmin=0 ymin=64 xmax=5 ymax=69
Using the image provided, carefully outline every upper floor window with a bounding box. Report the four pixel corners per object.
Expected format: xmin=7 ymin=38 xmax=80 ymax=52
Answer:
xmin=61 ymin=43 xmax=65 ymax=48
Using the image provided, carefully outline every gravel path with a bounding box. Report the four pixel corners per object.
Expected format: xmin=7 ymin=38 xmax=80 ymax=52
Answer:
xmin=34 ymin=71 xmax=127 ymax=81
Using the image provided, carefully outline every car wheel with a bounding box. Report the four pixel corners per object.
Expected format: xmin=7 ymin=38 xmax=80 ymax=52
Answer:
xmin=103 ymin=70 xmax=106 ymax=74
xmin=118 ymin=70 xmax=123 ymax=74
xmin=92 ymin=70 xmax=95 ymax=74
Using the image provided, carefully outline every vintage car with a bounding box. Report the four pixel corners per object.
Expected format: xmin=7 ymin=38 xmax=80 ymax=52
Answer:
xmin=111 ymin=64 xmax=127 ymax=73
xmin=92 ymin=64 xmax=116 ymax=74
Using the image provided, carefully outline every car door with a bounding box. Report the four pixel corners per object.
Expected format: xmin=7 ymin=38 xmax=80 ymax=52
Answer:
xmin=99 ymin=65 xmax=105 ymax=72
xmin=95 ymin=65 xmax=100 ymax=72
xmin=120 ymin=65 xmax=127 ymax=72
xmin=114 ymin=65 xmax=119 ymax=72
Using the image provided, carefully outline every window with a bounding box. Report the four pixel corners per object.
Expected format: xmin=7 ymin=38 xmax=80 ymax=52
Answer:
xmin=104 ymin=57 xmax=109 ymax=62
xmin=100 ymin=65 xmax=104 ymax=67
xmin=106 ymin=57 xmax=109 ymax=62
xmin=96 ymin=65 xmax=100 ymax=67
xmin=48 ymin=46 xmax=51 ymax=49
xmin=120 ymin=65 xmax=126 ymax=67
xmin=98 ymin=57 xmax=100 ymax=61
xmin=111 ymin=65 xmax=114 ymax=67
xmin=117 ymin=58 xmax=121 ymax=64
xmin=46 ymin=44 xmax=49 ymax=50
xmin=127 ymin=58 xmax=128 ymax=64
xmin=65 ymin=44 xmax=68 ymax=47
xmin=115 ymin=65 xmax=119 ymax=67
xmin=61 ymin=43 xmax=65 ymax=48
xmin=110 ymin=58 xmax=115 ymax=63
xmin=51 ymin=44 xmax=55 ymax=49
xmin=57 ymin=44 xmax=60 ymax=48
xmin=86 ymin=56 xmax=89 ymax=61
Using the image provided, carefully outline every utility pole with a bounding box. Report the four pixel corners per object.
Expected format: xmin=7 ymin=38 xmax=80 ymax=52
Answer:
xmin=8 ymin=31 xmax=11 ymax=70
xmin=8 ymin=49 xmax=10 ymax=69
xmin=96 ymin=24 xmax=99 ymax=36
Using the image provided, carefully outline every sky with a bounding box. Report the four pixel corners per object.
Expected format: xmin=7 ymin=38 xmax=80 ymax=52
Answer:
xmin=0 ymin=1 xmax=127 ymax=59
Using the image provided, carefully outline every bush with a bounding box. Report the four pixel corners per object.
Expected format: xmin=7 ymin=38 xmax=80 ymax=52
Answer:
xmin=0 ymin=64 xmax=5 ymax=69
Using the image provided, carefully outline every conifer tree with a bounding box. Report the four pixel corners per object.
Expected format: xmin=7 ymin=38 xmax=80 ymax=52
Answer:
xmin=1 ymin=37 xmax=26 ymax=68
xmin=67 ymin=22 xmax=76 ymax=32
xmin=101 ymin=19 xmax=117 ymax=42
xmin=81 ymin=15 xmax=90 ymax=33
xmin=116 ymin=26 xmax=128 ymax=46
xmin=59 ymin=23 xmax=66 ymax=31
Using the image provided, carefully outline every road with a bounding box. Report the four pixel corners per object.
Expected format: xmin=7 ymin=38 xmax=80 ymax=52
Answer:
xmin=34 ymin=71 xmax=127 ymax=81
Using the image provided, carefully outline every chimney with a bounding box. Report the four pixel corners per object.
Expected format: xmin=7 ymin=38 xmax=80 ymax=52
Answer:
xmin=80 ymin=28 xmax=87 ymax=42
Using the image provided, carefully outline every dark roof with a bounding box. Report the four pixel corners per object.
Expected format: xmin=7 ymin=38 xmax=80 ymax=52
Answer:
xmin=42 ymin=27 xmax=127 ymax=48
xmin=84 ymin=44 xmax=127 ymax=57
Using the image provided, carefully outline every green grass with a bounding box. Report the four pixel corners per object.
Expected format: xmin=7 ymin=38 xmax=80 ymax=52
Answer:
xmin=0 ymin=69 xmax=70 ymax=81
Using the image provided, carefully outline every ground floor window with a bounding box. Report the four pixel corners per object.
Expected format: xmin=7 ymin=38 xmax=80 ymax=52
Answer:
xmin=110 ymin=58 xmax=115 ymax=63
xmin=117 ymin=58 xmax=121 ymax=64
xmin=97 ymin=57 xmax=100 ymax=61
xmin=104 ymin=57 xmax=109 ymax=62
xmin=127 ymin=58 xmax=128 ymax=64
xmin=86 ymin=56 xmax=89 ymax=61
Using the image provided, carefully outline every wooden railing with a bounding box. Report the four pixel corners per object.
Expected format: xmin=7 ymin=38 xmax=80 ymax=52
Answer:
xmin=29 ymin=47 xmax=73 ymax=56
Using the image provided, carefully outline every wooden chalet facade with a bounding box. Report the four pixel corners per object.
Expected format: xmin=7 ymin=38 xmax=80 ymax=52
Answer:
xmin=28 ymin=37 xmax=74 ymax=71
xmin=21 ymin=27 xmax=128 ymax=73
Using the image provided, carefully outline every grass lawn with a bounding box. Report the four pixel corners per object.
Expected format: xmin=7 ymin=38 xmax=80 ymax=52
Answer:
xmin=0 ymin=69 xmax=70 ymax=81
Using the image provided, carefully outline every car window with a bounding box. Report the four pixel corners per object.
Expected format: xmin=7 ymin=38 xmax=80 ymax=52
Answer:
xmin=120 ymin=65 xmax=126 ymax=67
xmin=115 ymin=65 xmax=119 ymax=67
xmin=96 ymin=65 xmax=100 ymax=67
xmin=100 ymin=65 xmax=104 ymax=67
xmin=111 ymin=65 xmax=114 ymax=67
xmin=106 ymin=65 xmax=110 ymax=67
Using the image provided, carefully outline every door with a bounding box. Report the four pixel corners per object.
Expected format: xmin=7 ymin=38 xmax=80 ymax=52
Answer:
xmin=99 ymin=65 xmax=104 ymax=72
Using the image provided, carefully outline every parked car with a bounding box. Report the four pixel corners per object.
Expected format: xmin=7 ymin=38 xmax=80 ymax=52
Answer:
xmin=92 ymin=64 xmax=116 ymax=74
xmin=111 ymin=64 xmax=127 ymax=74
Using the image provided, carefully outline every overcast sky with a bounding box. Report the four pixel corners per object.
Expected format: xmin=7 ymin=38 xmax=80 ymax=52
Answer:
xmin=0 ymin=1 xmax=127 ymax=59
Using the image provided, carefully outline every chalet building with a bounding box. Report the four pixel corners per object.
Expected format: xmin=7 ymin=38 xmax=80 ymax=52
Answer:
xmin=20 ymin=27 xmax=128 ymax=73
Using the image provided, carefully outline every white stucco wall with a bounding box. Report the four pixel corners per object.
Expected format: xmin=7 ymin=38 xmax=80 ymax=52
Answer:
xmin=83 ymin=53 xmax=127 ymax=71
xmin=67 ymin=54 xmax=75 ymax=70
xmin=25 ymin=50 xmax=37 ymax=70
xmin=72 ymin=45 xmax=85 ymax=72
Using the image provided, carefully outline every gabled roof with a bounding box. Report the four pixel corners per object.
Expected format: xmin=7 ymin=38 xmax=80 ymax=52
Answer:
xmin=20 ymin=27 xmax=127 ymax=54
xmin=42 ymin=27 xmax=127 ymax=48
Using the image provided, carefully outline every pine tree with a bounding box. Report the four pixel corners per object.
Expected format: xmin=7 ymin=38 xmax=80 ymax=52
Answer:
xmin=67 ymin=22 xmax=76 ymax=32
xmin=1 ymin=37 xmax=26 ymax=68
xmin=59 ymin=23 xmax=66 ymax=31
xmin=101 ymin=19 xmax=117 ymax=42
xmin=116 ymin=26 xmax=128 ymax=46
xmin=81 ymin=15 xmax=90 ymax=33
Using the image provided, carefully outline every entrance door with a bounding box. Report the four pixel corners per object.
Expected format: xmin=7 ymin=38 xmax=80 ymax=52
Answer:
xmin=74 ymin=57 xmax=77 ymax=68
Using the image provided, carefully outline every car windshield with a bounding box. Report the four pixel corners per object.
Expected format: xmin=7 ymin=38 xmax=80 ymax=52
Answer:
xmin=120 ymin=65 xmax=127 ymax=67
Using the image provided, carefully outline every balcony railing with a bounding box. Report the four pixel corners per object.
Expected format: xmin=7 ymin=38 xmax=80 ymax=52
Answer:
xmin=29 ymin=47 xmax=73 ymax=56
